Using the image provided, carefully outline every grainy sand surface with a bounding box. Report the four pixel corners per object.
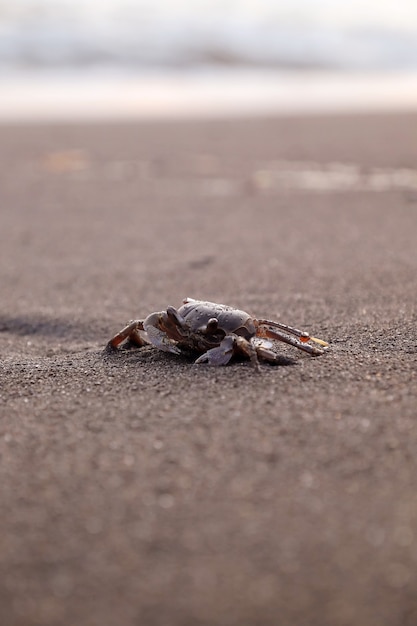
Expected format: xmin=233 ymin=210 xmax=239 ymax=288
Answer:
xmin=0 ymin=113 xmax=416 ymax=626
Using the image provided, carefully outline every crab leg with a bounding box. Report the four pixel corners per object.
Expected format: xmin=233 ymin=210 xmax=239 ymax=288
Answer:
xmin=255 ymin=344 xmax=285 ymax=364
xmin=107 ymin=320 xmax=148 ymax=349
xmin=232 ymin=336 xmax=260 ymax=370
xmin=195 ymin=335 xmax=260 ymax=369
xmin=258 ymin=326 xmax=326 ymax=356
xmin=257 ymin=319 xmax=328 ymax=348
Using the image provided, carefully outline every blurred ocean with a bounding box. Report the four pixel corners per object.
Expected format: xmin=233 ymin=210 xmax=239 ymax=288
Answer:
xmin=1 ymin=0 xmax=417 ymax=72
xmin=2 ymin=1 xmax=417 ymax=121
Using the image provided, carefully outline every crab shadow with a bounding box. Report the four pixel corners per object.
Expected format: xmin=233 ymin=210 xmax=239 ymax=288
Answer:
xmin=103 ymin=343 xmax=296 ymax=369
xmin=0 ymin=314 xmax=106 ymax=342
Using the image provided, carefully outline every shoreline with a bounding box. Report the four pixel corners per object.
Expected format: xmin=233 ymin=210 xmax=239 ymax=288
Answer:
xmin=1 ymin=69 xmax=417 ymax=123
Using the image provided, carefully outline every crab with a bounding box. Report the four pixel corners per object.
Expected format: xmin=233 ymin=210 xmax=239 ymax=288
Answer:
xmin=106 ymin=298 xmax=328 ymax=368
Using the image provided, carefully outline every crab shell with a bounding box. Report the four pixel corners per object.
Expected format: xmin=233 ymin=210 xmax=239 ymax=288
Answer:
xmin=176 ymin=299 xmax=256 ymax=339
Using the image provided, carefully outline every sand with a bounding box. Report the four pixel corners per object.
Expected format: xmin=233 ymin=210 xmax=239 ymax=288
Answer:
xmin=0 ymin=112 xmax=416 ymax=626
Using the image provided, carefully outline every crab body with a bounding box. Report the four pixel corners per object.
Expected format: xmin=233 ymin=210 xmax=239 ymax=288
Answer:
xmin=178 ymin=300 xmax=254 ymax=336
xmin=173 ymin=300 xmax=255 ymax=345
xmin=107 ymin=298 xmax=328 ymax=368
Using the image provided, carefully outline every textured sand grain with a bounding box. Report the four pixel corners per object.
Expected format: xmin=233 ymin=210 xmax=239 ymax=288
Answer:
xmin=0 ymin=113 xmax=416 ymax=626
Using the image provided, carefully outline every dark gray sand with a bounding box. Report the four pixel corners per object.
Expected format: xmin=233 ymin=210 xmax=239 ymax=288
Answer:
xmin=0 ymin=113 xmax=416 ymax=626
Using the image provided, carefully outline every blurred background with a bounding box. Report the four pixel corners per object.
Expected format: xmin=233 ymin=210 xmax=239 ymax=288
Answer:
xmin=1 ymin=0 xmax=417 ymax=119
xmin=2 ymin=0 xmax=417 ymax=71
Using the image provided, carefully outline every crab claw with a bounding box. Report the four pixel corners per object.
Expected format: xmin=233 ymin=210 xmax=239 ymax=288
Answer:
xmin=195 ymin=336 xmax=235 ymax=366
xmin=144 ymin=314 xmax=181 ymax=355
xmin=308 ymin=336 xmax=329 ymax=348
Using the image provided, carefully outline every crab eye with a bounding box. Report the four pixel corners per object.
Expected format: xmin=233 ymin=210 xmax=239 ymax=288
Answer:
xmin=206 ymin=318 xmax=219 ymax=333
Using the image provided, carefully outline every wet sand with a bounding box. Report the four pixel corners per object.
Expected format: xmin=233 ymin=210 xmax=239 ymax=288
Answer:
xmin=0 ymin=113 xmax=416 ymax=625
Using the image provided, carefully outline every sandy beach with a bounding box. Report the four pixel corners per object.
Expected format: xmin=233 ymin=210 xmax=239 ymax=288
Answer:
xmin=1 ymin=111 xmax=417 ymax=625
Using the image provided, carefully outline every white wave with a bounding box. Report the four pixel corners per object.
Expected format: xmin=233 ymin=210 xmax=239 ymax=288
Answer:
xmin=1 ymin=0 xmax=417 ymax=70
